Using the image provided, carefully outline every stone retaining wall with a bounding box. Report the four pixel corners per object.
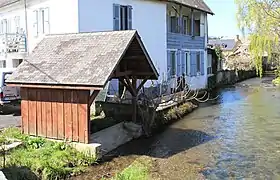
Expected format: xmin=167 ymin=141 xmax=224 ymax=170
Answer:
xmin=208 ymin=70 xmax=256 ymax=89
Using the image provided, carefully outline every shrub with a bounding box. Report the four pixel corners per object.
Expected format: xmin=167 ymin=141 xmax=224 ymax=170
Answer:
xmin=0 ymin=128 xmax=97 ymax=180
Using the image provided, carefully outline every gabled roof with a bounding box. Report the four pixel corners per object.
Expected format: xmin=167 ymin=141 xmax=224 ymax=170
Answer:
xmin=6 ymin=30 xmax=159 ymax=89
xmin=208 ymin=39 xmax=237 ymax=51
xmin=168 ymin=0 xmax=214 ymax=15
xmin=1 ymin=0 xmax=213 ymax=15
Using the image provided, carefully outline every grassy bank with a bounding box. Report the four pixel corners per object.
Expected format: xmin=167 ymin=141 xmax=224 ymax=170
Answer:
xmin=112 ymin=157 xmax=152 ymax=180
xmin=0 ymin=128 xmax=97 ymax=180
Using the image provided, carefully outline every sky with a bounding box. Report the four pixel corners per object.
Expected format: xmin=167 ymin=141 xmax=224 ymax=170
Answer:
xmin=204 ymin=0 xmax=242 ymax=38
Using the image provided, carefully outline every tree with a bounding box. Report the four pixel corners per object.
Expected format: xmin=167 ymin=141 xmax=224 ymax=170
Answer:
xmin=235 ymin=0 xmax=280 ymax=77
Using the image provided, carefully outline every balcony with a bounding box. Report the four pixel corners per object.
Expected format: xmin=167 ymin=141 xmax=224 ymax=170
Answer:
xmin=166 ymin=3 xmax=206 ymax=50
xmin=167 ymin=32 xmax=205 ymax=49
xmin=0 ymin=33 xmax=27 ymax=59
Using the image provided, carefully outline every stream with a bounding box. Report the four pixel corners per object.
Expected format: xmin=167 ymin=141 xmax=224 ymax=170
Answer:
xmin=77 ymin=77 xmax=280 ymax=180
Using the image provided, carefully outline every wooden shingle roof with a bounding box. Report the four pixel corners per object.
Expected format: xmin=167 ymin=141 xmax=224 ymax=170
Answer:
xmin=7 ymin=30 xmax=159 ymax=89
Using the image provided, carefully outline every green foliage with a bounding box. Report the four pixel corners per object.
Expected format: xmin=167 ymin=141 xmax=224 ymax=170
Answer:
xmin=214 ymin=45 xmax=223 ymax=60
xmin=272 ymin=77 xmax=280 ymax=86
xmin=235 ymin=0 xmax=280 ymax=77
xmin=164 ymin=103 xmax=194 ymax=122
xmin=0 ymin=128 xmax=97 ymax=180
xmin=113 ymin=159 xmax=151 ymax=180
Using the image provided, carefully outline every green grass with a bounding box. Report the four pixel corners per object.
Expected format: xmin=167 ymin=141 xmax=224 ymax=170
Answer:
xmin=112 ymin=158 xmax=152 ymax=180
xmin=0 ymin=128 xmax=97 ymax=180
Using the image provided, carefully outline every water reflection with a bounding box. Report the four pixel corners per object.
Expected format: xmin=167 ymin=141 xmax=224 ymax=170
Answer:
xmin=192 ymin=79 xmax=280 ymax=179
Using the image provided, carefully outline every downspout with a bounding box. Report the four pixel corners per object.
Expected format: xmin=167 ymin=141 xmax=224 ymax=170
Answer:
xmin=24 ymin=0 xmax=29 ymax=54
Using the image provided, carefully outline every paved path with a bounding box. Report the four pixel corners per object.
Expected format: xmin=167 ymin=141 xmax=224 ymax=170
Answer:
xmin=0 ymin=105 xmax=21 ymax=129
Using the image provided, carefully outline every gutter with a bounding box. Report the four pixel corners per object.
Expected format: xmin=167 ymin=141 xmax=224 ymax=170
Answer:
xmin=161 ymin=0 xmax=215 ymax=15
xmin=0 ymin=0 xmax=20 ymax=9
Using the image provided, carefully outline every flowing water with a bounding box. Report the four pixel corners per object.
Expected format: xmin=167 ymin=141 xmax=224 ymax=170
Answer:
xmin=78 ymin=77 xmax=280 ymax=180
xmin=148 ymin=77 xmax=280 ymax=179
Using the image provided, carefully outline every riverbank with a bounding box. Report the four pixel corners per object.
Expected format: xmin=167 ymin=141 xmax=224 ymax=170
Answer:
xmin=74 ymin=76 xmax=280 ymax=180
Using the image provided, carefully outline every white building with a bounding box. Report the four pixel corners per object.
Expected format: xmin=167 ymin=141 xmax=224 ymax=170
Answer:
xmin=0 ymin=0 xmax=213 ymax=92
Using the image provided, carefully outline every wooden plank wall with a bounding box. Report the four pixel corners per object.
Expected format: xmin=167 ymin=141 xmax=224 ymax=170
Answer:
xmin=21 ymin=87 xmax=90 ymax=143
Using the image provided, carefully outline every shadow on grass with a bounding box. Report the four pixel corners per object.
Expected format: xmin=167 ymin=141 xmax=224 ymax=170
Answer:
xmin=1 ymin=166 xmax=39 ymax=180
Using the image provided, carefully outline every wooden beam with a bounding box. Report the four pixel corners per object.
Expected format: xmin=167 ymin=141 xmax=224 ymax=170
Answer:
xmin=89 ymin=90 xmax=100 ymax=105
xmin=114 ymin=71 xmax=155 ymax=78
xmin=132 ymin=78 xmax=137 ymax=123
xmin=114 ymin=71 xmax=133 ymax=77
xmin=7 ymin=84 xmax=103 ymax=90
xmin=122 ymin=55 xmax=146 ymax=60
xmin=136 ymin=76 xmax=150 ymax=93
xmin=125 ymin=75 xmax=136 ymax=96
xmin=119 ymin=78 xmax=134 ymax=95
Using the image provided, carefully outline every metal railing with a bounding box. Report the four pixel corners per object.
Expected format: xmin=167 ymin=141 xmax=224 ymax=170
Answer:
xmin=0 ymin=33 xmax=27 ymax=55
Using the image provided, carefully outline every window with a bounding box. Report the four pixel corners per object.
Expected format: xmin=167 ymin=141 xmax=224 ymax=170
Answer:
xmin=194 ymin=20 xmax=200 ymax=36
xmin=113 ymin=4 xmax=132 ymax=31
xmin=171 ymin=51 xmax=176 ymax=76
xmin=0 ymin=19 xmax=7 ymax=34
xmin=207 ymin=54 xmax=212 ymax=74
xmin=14 ymin=16 xmax=20 ymax=33
xmin=0 ymin=60 xmax=6 ymax=68
xmin=170 ymin=16 xmax=178 ymax=33
xmin=182 ymin=16 xmax=191 ymax=35
xmin=196 ymin=52 xmax=201 ymax=73
xmin=120 ymin=6 xmax=128 ymax=30
xmin=40 ymin=8 xmax=50 ymax=34
xmin=185 ymin=52 xmax=189 ymax=75
xmin=33 ymin=8 xmax=49 ymax=37
xmin=12 ymin=59 xmax=23 ymax=68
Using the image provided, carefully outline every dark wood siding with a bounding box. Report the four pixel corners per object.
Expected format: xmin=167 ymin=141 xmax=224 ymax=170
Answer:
xmin=20 ymin=87 xmax=90 ymax=143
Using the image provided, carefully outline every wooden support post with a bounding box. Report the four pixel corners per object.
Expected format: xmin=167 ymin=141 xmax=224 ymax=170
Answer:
xmin=89 ymin=90 xmax=100 ymax=105
xmin=191 ymin=9 xmax=194 ymax=36
xmin=132 ymin=77 xmax=137 ymax=123
xmin=136 ymin=77 xmax=150 ymax=93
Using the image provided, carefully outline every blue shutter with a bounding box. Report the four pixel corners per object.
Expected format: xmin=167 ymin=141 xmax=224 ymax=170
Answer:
xmin=176 ymin=51 xmax=181 ymax=76
xmin=127 ymin=5 xmax=132 ymax=30
xmin=167 ymin=51 xmax=171 ymax=79
xmin=113 ymin=4 xmax=120 ymax=30
xmin=181 ymin=51 xmax=185 ymax=75
xmin=190 ymin=52 xmax=196 ymax=76
xmin=200 ymin=51 xmax=205 ymax=75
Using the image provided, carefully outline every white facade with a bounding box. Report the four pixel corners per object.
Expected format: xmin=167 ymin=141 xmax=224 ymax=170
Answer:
xmin=0 ymin=0 xmax=211 ymax=92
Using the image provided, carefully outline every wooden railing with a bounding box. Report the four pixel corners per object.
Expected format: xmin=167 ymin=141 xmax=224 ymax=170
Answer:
xmin=0 ymin=33 xmax=27 ymax=55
